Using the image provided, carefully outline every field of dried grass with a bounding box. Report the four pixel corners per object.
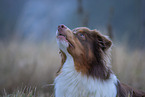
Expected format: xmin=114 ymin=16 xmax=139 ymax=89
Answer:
xmin=0 ymin=41 xmax=59 ymax=96
xmin=0 ymin=41 xmax=145 ymax=96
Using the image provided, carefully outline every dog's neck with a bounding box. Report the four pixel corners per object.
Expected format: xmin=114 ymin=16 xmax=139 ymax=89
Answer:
xmin=55 ymin=53 xmax=118 ymax=97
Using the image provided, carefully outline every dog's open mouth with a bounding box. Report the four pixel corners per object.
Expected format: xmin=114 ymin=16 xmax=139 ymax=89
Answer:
xmin=57 ymin=33 xmax=74 ymax=47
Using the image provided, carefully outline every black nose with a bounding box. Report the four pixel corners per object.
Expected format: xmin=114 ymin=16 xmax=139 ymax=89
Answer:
xmin=58 ymin=24 xmax=66 ymax=29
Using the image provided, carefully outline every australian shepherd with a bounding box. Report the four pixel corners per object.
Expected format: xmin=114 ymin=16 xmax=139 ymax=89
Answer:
xmin=54 ymin=24 xmax=145 ymax=97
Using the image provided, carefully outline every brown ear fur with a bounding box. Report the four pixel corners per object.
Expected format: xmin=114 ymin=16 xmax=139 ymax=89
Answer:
xmin=96 ymin=32 xmax=112 ymax=51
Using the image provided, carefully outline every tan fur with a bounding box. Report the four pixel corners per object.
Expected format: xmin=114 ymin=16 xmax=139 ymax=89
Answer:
xmin=57 ymin=50 xmax=66 ymax=75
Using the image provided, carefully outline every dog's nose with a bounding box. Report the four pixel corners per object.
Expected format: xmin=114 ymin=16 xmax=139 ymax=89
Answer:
xmin=58 ymin=24 xmax=67 ymax=30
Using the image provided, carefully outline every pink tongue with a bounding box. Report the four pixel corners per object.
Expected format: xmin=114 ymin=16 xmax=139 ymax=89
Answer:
xmin=57 ymin=36 xmax=67 ymax=41
xmin=57 ymin=36 xmax=73 ymax=47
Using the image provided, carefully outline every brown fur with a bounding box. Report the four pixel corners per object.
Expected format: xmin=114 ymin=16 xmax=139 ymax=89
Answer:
xmin=117 ymin=81 xmax=145 ymax=97
xmin=66 ymin=27 xmax=112 ymax=79
xmin=57 ymin=26 xmax=145 ymax=96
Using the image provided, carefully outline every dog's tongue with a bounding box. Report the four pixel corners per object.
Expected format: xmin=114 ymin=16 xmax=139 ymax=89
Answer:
xmin=57 ymin=35 xmax=67 ymax=41
xmin=57 ymin=35 xmax=73 ymax=47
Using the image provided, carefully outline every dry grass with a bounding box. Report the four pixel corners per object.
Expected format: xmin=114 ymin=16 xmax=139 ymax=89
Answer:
xmin=3 ymin=87 xmax=37 ymax=97
xmin=0 ymin=41 xmax=145 ymax=96
xmin=112 ymin=45 xmax=145 ymax=90
xmin=0 ymin=40 xmax=59 ymax=96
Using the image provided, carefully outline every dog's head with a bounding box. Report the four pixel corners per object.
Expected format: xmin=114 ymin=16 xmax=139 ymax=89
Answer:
xmin=56 ymin=24 xmax=112 ymax=79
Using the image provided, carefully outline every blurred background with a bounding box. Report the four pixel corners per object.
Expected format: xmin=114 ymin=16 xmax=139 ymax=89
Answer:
xmin=0 ymin=0 xmax=145 ymax=96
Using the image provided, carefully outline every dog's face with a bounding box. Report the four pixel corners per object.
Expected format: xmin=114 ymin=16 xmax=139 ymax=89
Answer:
xmin=56 ymin=24 xmax=112 ymax=79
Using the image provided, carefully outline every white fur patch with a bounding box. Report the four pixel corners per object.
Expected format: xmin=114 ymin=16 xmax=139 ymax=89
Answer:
xmin=54 ymin=54 xmax=118 ymax=97
xmin=56 ymin=39 xmax=68 ymax=54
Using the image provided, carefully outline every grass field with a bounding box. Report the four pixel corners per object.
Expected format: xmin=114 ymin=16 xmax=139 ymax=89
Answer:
xmin=0 ymin=40 xmax=145 ymax=96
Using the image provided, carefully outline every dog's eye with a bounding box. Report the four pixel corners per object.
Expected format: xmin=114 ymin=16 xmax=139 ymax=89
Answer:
xmin=78 ymin=33 xmax=85 ymax=39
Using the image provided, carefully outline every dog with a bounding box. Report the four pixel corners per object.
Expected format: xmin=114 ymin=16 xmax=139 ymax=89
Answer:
xmin=54 ymin=24 xmax=145 ymax=97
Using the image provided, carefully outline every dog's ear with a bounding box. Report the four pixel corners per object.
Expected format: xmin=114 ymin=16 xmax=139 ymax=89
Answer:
xmin=93 ymin=30 xmax=112 ymax=51
xmin=97 ymin=34 xmax=112 ymax=50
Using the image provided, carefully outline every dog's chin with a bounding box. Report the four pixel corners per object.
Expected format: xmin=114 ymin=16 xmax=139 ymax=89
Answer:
xmin=57 ymin=39 xmax=69 ymax=54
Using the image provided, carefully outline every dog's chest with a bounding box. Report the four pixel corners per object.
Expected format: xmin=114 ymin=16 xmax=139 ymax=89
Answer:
xmin=54 ymin=57 xmax=118 ymax=97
